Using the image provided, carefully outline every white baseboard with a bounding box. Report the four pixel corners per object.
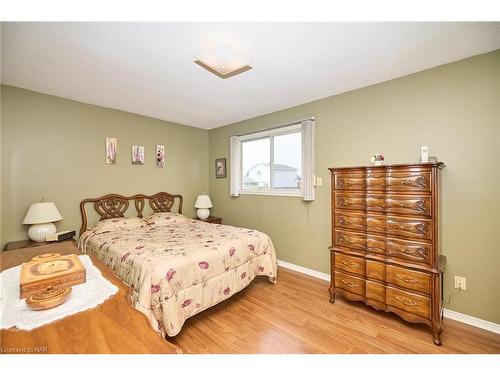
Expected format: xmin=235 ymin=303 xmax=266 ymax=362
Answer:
xmin=442 ymin=309 xmax=500 ymax=334
xmin=277 ymin=259 xmax=500 ymax=335
xmin=277 ymin=259 xmax=330 ymax=282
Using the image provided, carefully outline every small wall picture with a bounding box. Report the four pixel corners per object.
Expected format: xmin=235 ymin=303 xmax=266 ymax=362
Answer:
xmin=131 ymin=145 xmax=145 ymax=165
xmin=156 ymin=144 xmax=165 ymax=168
xmin=106 ymin=137 xmax=117 ymax=165
xmin=215 ymin=158 xmax=227 ymax=178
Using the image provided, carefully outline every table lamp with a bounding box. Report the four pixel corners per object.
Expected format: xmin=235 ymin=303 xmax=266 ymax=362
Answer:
xmin=194 ymin=194 xmax=213 ymax=220
xmin=22 ymin=200 xmax=63 ymax=242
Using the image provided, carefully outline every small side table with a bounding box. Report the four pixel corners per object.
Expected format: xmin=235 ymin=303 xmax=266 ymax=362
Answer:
xmin=3 ymin=238 xmax=74 ymax=251
xmin=193 ymin=216 xmax=222 ymax=224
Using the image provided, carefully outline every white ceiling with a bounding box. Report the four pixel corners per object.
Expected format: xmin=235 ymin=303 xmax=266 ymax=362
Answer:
xmin=1 ymin=22 xmax=499 ymax=129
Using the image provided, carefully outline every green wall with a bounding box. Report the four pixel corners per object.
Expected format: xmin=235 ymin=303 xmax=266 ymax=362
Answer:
xmin=208 ymin=50 xmax=500 ymax=323
xmin=1 ymin=86 xmax=209 ymax=245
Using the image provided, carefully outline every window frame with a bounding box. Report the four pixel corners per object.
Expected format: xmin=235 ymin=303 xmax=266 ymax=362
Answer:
xmin=238 ymin=123 xmax=304 ymax=198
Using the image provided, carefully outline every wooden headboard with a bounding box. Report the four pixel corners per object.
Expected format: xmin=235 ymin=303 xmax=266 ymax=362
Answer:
xmin=79 ymin=192 xmax=183 ymax=235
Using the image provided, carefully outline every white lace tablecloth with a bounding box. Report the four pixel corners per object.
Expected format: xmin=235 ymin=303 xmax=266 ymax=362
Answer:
xmin=0 ymin=255 xmax=118 ymax=330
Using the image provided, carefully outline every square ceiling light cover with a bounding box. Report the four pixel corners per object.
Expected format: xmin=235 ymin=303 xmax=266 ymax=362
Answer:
xmin=194 ymin=43 xmax=252 ymax=79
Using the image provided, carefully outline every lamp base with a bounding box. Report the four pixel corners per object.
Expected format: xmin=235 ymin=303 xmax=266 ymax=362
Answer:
xmin=196 ymin=208 xmax=210 ymax=220
xmin=28 ymin=222 xmax=57 ymax=242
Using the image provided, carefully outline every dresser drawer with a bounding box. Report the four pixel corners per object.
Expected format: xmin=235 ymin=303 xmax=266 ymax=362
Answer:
xmin=366 ymin=280 xmax=385 ymax=303
xmin=366 ymin=194 xmax=386 ymax=212
xmin=334 ymin=230 xmax=367 ymax=252
xmin=335 ymin=271 xmax=366 ymax=296
xmin=367 ymin=235 xmax=386 ymax=255
xmin=335 ymin=253 xmax=365 ymax=276
xmin=366 ymin=171 xmax=386 ymax=191
xmin=386 ymin=238 xmax=432 ymax=265
xmin=367 ymin=214 xmax=386 ymax=234
xmin=386 ymin=265 xmax=431 ymax=294
xmin=334 ymin=211 xmax=366 ymax=231
xmin=386 ymin=287 xmax=431 ymax=318
xmin=387 ymin=216 xmax=432 ymax=241
xmin=366 ymin=260 xmax=385 ymax=282
xmin=334 ymin=173 xmax=365 ymax=191
xmin=386 ymin=194 xmax=432 ymax=217
xmin=334 ymin=193 xmax=366 ymax=211
xmin=387 ymin=171 xmax=431 ymax=192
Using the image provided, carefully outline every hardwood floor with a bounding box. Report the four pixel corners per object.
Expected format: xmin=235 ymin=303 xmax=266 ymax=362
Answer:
xmin=169 ymin=267 xmax=500 ymax=354
xmin=2 ymin=256 xmax=498 ymax=354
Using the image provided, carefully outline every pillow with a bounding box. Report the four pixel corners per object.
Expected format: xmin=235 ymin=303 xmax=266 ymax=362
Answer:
xmin=145 ymin=212 xmax=189 ymax=226
xmin=91 ymin=217 xmax=148 ymax=233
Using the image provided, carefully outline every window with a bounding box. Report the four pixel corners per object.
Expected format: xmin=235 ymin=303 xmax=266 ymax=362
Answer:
xmin=230 ymin=119 xmax=315 ymax=200
xmin=242 ymin=137 xmax=271 ymax=190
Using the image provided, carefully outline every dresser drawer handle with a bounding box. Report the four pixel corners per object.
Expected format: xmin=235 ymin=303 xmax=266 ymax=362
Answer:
xmin=341 ymin=279 xmax=358 ymax=288
xmin=392 ymin=223 xmax=427 ymax=235
xmin=338 ymin=216 xmax=365 ymax=227
xmin=337 ymin=234 xmax=351 ymax=244
xmin=337 ymin=216 xmax=351 ymax=225
xmin=396 ymin=273 xmax=420 ymax=284
xmin=337 ymin=177 xmax=348 ymax=187
xmin=399 ymin=176 xmax=426 ymax=188
xmin=337 ymin=177 xmax=363 ymax=188
xmin=336 ymin=196 xmax=348 ymax=206
xmin=394 ymin=296 xmax=418 ymax=307
xmin=395 ymin=200 xmax=426 ymax=211
xmin=401 ymin=246 xmax=427 ymax=258
xmin=341 ymin=259 xmax=359 ymax=269
xmin=337 ymin=196 xmax=365 ymax=208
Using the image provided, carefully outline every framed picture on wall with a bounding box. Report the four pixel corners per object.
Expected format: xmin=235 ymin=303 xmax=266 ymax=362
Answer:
xmin=156 ymin=144 xmax=165 ymax=168
xmin=105 ymin=137 xmax=117 ymax=165
xmin=215 ymin=158 xmax=226 ymax=178
xmin=131 ymin=145 xmax=145 ymax=165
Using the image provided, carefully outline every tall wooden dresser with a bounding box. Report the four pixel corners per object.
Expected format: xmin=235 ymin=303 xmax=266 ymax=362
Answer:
xmin=329 ymin=162 xmax=446 ymax=345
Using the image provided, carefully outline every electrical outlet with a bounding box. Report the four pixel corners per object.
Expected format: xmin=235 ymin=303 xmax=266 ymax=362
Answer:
xmin=454 ymin=276 xmax=467 ymax=291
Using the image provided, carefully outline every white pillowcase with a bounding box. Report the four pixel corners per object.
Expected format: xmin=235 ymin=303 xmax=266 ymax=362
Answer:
xmin=144 ymin=212 xmax=189 ymax=226
xmin=91 ymin=217 xmax=148 ymax=233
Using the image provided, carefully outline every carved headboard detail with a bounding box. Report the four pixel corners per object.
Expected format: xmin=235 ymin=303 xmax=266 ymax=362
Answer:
xmin=79 ymin=192 xmax=183 ymax=235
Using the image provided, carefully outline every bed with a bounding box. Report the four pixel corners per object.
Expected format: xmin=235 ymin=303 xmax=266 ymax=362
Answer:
xmin=78 ymin=192 xmax=277 ymax=337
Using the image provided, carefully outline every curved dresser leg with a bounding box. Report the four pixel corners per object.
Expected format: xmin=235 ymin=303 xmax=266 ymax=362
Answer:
xmin=329 ymin=285 xmax=336 ymax=303
xmin=432 ymin=319 xmax=443 ymax=346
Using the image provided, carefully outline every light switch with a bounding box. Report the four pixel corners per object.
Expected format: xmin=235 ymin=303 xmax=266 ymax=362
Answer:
xmin=316 ymin=176 xmax=323 ymax=186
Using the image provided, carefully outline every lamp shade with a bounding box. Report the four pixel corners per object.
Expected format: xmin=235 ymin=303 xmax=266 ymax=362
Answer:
xmin=194 ymin=195 xmax=213 ymax=209
xmin=22 ymin=202 xmax=63 ymax=224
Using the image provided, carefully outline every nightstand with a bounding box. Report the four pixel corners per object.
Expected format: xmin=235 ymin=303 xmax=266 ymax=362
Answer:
xmin=193 ymin=216 xmax=222 ymax=224
xmin=3 ymin=238 xmax=74 ymax=251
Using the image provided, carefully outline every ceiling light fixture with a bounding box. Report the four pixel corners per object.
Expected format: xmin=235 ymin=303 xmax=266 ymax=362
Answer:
xmin=194 ymin=43 xmax=252 ymax=79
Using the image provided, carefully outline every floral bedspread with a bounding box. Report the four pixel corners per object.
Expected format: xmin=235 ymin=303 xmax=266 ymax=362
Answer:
xmin=78 ymin=218 xmax=277 ymax=337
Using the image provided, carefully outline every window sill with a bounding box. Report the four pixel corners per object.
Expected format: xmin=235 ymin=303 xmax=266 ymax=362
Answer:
xmin=239 ymin=190 xmax=303 ymax=198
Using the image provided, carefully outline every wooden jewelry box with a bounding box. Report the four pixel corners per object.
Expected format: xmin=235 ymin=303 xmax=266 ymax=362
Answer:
xmin=20 ymin=253 xmax=86 ymax=298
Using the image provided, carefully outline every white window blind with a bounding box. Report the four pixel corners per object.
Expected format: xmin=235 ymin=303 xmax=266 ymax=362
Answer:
xmin=229 ymin=135 xmax=241 ymax=197
xmin=301 ymin=119 xmax=315 ymax=201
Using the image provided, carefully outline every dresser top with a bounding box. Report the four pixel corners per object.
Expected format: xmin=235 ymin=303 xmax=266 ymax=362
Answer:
xmin=328 ymin=161 xmax=445 ymax=171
